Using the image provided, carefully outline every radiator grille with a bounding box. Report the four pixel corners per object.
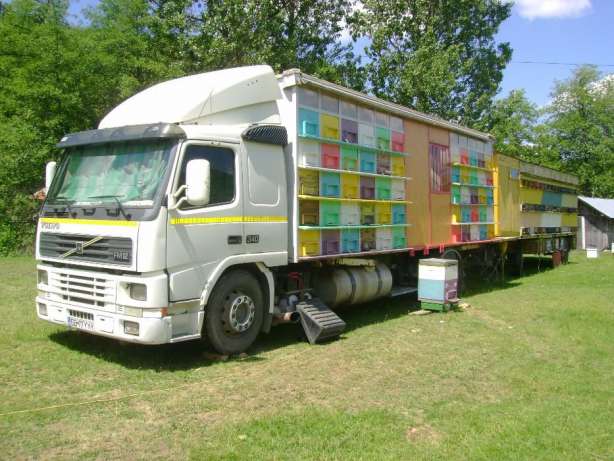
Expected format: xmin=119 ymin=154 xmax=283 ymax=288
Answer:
xmin=39 ymin=233 xmax=132 ymax=265
xmin=47 ymin=270 xmax=116 ymax=310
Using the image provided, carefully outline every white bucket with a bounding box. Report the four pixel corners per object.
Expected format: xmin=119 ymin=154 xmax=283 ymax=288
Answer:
xmin=611 ymin=242 xmax=614 ymax=253
xmin=587 ymin=248 xmax=598 ymax=258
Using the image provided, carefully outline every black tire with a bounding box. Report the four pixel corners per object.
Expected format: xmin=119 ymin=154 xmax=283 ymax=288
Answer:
xmin=204 ymin=269 xmax=264 ymax=355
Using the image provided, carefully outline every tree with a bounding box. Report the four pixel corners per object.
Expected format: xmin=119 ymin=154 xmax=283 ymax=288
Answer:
xmin=540 ymin=66 xmax=614 ymax=197
xmin=351 ymin=0 xmax=512 ymax=126
xmin=478 ymin=89 xmax=540 ymax=161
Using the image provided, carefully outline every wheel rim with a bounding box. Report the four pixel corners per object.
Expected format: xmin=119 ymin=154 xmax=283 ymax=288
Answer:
xmin=224 ymin=291 xmax=256 ymax=335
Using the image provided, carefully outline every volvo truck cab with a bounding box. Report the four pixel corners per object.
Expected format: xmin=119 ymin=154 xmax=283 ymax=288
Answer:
xmin=36 ymin=66 xmax=290 ymax=354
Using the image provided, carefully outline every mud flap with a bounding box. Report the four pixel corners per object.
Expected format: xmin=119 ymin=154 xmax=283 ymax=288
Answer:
xmin=297 ymin=298 xmax=346 ymax=345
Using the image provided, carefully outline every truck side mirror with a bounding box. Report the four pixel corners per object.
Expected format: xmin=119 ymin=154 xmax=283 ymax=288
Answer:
xmin=185 ymin=159 xmax=211 ymax=207
xmin=45 ymin=161 xmax=57 ymax=192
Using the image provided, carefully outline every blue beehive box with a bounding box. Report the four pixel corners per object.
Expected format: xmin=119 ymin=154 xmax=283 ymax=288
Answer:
xmin=418 ymin=259 xmax=459 ymax=311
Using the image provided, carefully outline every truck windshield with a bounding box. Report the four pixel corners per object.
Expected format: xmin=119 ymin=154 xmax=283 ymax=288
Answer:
xmin=47 ymin=141 xmax=174 ymax=207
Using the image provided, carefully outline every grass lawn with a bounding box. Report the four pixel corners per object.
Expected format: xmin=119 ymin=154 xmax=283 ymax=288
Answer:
xmin=0 ymin=252 xmax=613 ymax=460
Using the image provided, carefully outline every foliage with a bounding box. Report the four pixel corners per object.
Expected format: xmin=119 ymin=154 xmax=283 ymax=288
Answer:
xmin=351 ymin=0 xmax=512 ymax=126
xmin=540 ymin=66 xmax=614 ymax=197
xmin=477 ymin=89 xmax=540 ymax=160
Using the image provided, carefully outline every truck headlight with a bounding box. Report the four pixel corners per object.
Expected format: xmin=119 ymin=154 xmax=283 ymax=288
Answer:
xmin=129 ymin=283 xmax=147 ymax=301
xmin=38 ymin=270 xmax=48 ymax=285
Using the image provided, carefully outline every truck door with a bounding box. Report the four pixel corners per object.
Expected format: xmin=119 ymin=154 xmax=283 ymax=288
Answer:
xmin=166 ymin=142 xmax=244 ymax=301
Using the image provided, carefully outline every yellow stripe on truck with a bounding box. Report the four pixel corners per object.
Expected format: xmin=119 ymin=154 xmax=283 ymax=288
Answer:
xmin=40 ymin=217 xmax=138 ymax=227
xmin=170 ymin=216 xmax=287 ymax=225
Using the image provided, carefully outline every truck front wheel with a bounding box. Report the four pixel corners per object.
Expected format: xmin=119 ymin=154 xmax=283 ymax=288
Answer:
xmin=204 ymin=270 xmax=264 ymax=355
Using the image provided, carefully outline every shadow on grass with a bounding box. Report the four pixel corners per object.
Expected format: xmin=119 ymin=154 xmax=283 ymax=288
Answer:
xmin=48 ymin=255 xmax=568 ymax=370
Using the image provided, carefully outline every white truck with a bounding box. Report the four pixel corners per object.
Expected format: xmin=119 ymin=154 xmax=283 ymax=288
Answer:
xmin=35 ymin=65 xmax=500 ymax=354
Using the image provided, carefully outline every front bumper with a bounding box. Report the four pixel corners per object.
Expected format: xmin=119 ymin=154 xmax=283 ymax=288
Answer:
xmin=36 ymin=263 xmax=203 ymax=344
xmin=36 ymin=299 xmax=174 ymax=344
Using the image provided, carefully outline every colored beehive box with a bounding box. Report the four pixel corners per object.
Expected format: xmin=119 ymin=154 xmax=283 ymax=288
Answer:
xmin=470 ymin=225 xmax=480 ymax=241
xmin=320 ymin=113 xmax=340 ymax=140
xmin=298 ymin=139 xmax=320 ymax=167
xmin=451 ymin=166 xmax=461 ymax=184
xmin=321 ymin=144 xmax=340 ymax=169
xmin=376 ymin=202 xmax=392 ymax=224
xmin=392 ymin=203 xmax=407 ymax=224
xmin=542 ymin=191 xmax=563 ymax=207
xmin=479 ymin=207 xmax=487 ymax=222
xmin=391 ymin=156 xmax=405 ymax=176
xmin=452 ymin=226 xmax=462 ymax=243
xmin=375 ymin=228 xmax=393 ymax=250
xmin=391 ymin=131 xmax=405 ymax=152
xmin=299 ymin=200 xmax=319 ymax=225
xmin=299 ymin=229 xmax=320 ymax=256
xmin=360 ymin=176 xmax=375 ymax=199
xmin=319 ymin=201 xmax=340 ymax=226
xmin=341 ymin=173 xmax=360 ymax=198
xmin=469 ymin=170 xmax=478 ymax=185
xmin=341 ymin=145 xmax=359 ymax=171
xmin=341 ymin=229 xmax=360 ymax=253
xmin=391 ymin=179 xmax=405 ymax=200
xmin=392 ymin=227 xmax=406 ymax=249
xmin=487 ymin=225 xmax=495 ymax=239
xmin=477 ymin=151 xmax=485 ymax=168
xmin=361 ymin=203 xmax=376 ymax=225
xmin=359 ymin=150 xmax=376 ymax=173
xmin=478 ymin=189 xmax=487 ymax=204
xmin=376 ymin=127 xmax=391 ymax=150
xmin=358 ymin=123 xmax=375 ymax=147
xmin=320 ymin=171 xmax=340 ymax=197
xmin=478 ymin=171 xmax=486 ymax=185
xmin=298 ymin=108 xmax=319 ymax=137
xmin=451 ymin=206 xmax=460 ymax=224
xmin=321 ymin=230 xmax=340 ymax=255
xmin=341 ymin=119 xmax=358 ymax=144
xmin=479 ymin=225 xmax=488 ymax=240
xmin=485 ymin=172 xmax=493 ymax=186
xmin=377 ymin=153 xmax=391 ymax=175
xmin=299 ymin=169 xmax=319 ymax=196
xmin=461 ymin=225 xmax=471 ymax=242
xmin=460 ymin=148 xmax=469 ymax=165
xmin=470 ymin=188 xmax=479 ymax=204
xmin=461 ymin=169 xmax=470 ymax=184
xmin=469 ymin=150 xmax=478 ymax=167
xmin=461 ymin=206 xmax=471 ymax=223
xmin=486 ymin=189 xmax=494 ymax=205
xmin=361 ymin=228 xmax=376 ymax=251
xmin=461 ymin=187 xmax=470 ymax=205
xmin=451 ymin=185 xmax=461 ymax=205
xmin=375 ymin=177 xmax=391 ymax=200
xmin=340 ymin=202 xmax=360 ymax=226
xmin=487 ymin=208 xmax=494 ymax=222
xmin=471 ymin=208 xmax=479 ymax=222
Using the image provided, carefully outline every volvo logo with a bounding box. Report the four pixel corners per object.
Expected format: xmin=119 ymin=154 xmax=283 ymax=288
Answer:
xmin=60 ymin=236 xmax=104 ymax=258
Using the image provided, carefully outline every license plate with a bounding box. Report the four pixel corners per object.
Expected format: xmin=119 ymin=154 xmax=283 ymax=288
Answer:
xmin=67 ymin=316 xmax=94 ymax=331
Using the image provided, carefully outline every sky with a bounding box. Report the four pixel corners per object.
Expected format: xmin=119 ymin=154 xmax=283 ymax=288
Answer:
xmin=67 ymin=0 xmax=614 ymax=107
xmin=497 ymin=0 xmax=614 ymax=106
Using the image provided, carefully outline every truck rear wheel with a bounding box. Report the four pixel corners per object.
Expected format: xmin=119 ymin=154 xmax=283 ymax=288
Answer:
xmin=204 ymin=269 xmax=264 ymax=355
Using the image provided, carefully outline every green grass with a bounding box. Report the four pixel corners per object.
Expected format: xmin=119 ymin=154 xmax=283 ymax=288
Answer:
xmin=0 ymin=252 xmax=613 ymax=460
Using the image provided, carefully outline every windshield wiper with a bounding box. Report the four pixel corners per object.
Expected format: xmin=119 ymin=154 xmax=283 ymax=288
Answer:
xmin=47 ymin=195 xmax=76 ymax=216
xmin=88 ymin=195 xmax=132 ymax=220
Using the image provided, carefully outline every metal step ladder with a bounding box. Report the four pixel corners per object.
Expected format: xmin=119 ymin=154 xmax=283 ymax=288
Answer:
xmin=296 ymin=298 xmax=346 ymax=345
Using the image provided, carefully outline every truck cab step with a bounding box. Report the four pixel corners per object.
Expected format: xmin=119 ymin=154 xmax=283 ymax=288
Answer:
xmin=297 ymin=298 xmax=346 ymax=345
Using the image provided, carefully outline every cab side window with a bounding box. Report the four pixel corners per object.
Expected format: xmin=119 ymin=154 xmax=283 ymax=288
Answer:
xmin=179 ymin=145 xmax=235 ymax=207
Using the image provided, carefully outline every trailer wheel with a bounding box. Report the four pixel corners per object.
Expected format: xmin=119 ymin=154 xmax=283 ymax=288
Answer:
xmin=204 ymin=269 xmax=264 ymax=355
